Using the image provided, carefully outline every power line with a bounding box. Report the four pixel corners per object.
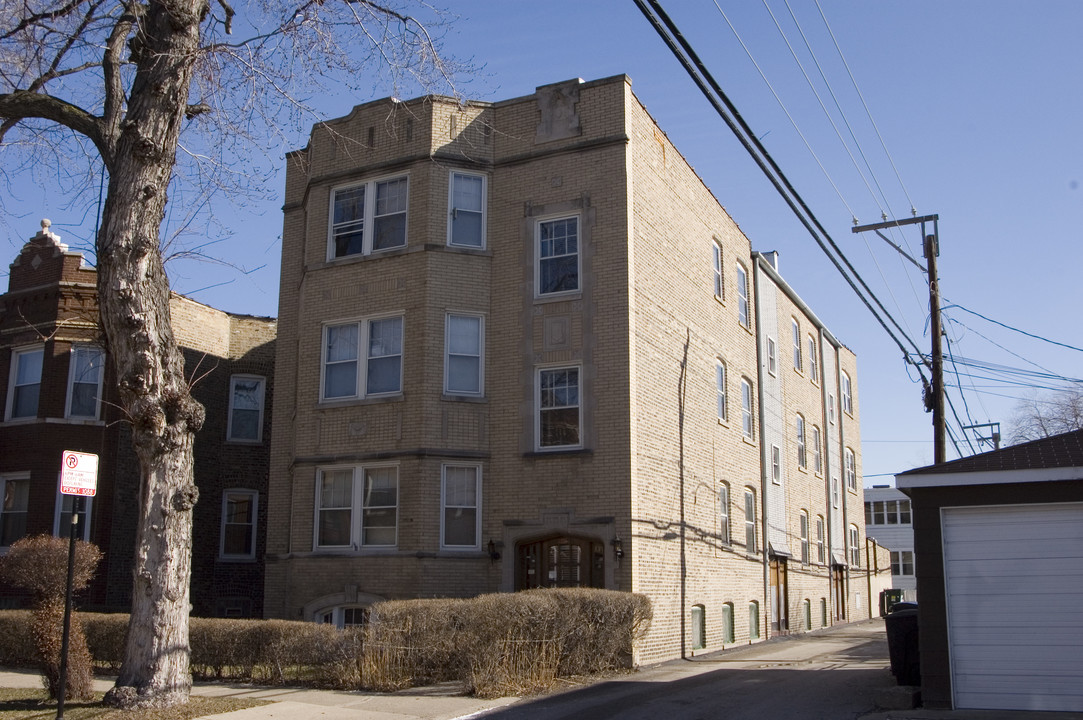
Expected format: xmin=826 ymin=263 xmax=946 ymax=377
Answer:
xmin=634 ymin=0 xmax=926 ymax=383
xmin=943 ymin=303 xmax=1083 ymax=354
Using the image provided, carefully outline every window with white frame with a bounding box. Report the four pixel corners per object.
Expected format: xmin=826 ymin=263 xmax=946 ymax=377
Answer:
xmin=749 ymin=600 xmax=760 ymax=639
xmin=445 ymin=314 xmax=483 ymax=396
xmin=865 ymin=499 xmax=911 ymax=526
xmin=842 ymin=372 xmax=853 ymax=415
xmin=815 ymin=516 xmax=825 ymax=564
xmin=1 ymin=474 xmax=29 ymax=547
xmin=807 ymin=336 xmax=818 ymax=383
xmin=7 ymin=346 xmax=43 ymax=420
xmin=319 ymin=606 xmax=370 ymax=629
xmin=329 ymin=176 xmax=408 ymax=259
xmin=849 ymin=524 xmax=861 ymax=566
xmin=766 ymin=337 xmax=777 ymax=376
xmin=220 ymin=489 xmax=258 ymax=559
xmin=712 ymin=242 xmax=723 ymax=299
xmin=736 ymin=263 xmax=749 ymax=328
xmin=831 ymin=475 xmax=840 ymax=508
xmin=771 ymin=445 xmax=781 ymax=484
xmin=719 ymin=484 xmax=730 ymax=543
xmin=228 ymin=375 xmax=265 ymax=442
xmin=792 ymin=319 xmax=802 ymax=372
xmin=316 ymin=465 xmax=398 ymax=548
xmin=53 ymin=491 xmax=91 ymax=541
xmin=800 ymin=511 xmax=809 ymax=564
xmin=828 ymin=393 xmax=836 ymax=424
xmin=812 ymin=425 xmax=822 ymax=474
xmin=845 ymin=448 xmax=857 ymax=491
xmin=740 ymin=378 xmax=753 ymax=439
xmin=716 ymin=360 xmax=727 ymax=422
xmin=891 ymin=550 xmax=915 ymax=576
xmin=796 ymin=414 xmax=807 ymax=469
xmin=321 ymin=316 xmax=403 ymax=401
xmin=538 ymin=367 xmax=581 ymax=449
xmin=448 ymin=171 xmax=486 ymax=248
xmin=442 ymin=464 xmax=480 ymax=549
xmin=66 ymin=345 xmax=104 ymax=419
xmin=744 ymin=488 xmax=757 ymax=553
xmin=536 ymin=216 xmax=579 ymax=296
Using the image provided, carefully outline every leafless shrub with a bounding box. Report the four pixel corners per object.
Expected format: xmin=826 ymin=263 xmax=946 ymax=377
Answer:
xmin=0 ymin=535 xmax=102 ymax=700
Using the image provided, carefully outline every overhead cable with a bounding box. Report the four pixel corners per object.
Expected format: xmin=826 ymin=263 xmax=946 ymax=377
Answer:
xmin=634 ymin=0 xmax=925 ymax=380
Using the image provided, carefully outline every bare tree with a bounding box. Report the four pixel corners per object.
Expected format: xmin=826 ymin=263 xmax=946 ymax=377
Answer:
xmin=1009 ymin=389 xmax=1083 ymax=444
xmin=0 ymin=0 xmax=459 ymax=708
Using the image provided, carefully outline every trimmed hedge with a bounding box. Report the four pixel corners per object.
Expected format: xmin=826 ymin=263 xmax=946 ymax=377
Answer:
xmin=0 ymin=588 xmax=651 ymax=697
xmin=361 ymin=588 xmax=652 ymax=697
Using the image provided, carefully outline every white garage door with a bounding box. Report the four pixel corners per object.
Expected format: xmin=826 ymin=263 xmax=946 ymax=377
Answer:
xmin=943 ymin=502 xmax=1083 ymax=712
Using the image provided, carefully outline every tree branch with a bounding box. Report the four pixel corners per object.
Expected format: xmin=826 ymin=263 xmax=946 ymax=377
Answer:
xmin=101 ymin=2 xmax=140 ymax=158
xmin=0 ymin=91 xmax=105 ymax=157
xmin=0 ymin=0 xmax=86 ymax=41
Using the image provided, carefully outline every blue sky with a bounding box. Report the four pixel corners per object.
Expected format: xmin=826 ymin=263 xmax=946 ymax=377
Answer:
xmin=4 ymin=1 xmax=1082 ymax=481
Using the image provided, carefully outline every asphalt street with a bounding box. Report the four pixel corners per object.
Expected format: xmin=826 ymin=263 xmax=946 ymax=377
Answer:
xmin=475 ymin=620 xmax=894 ymax=720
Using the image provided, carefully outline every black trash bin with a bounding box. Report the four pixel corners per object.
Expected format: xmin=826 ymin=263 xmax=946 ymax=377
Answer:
xmin=884 ymin=607 xmax=920 ymax=686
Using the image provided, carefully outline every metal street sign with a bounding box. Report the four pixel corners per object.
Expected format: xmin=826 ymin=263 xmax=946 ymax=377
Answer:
xmin=60 ymin=450 xmax=98 ymax=497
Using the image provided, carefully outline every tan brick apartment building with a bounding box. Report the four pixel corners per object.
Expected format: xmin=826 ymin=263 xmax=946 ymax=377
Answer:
xmin=0 ymin=222 xmax=274 ymax=617
xmin=265 ymin=75 xmax=877 ymax=661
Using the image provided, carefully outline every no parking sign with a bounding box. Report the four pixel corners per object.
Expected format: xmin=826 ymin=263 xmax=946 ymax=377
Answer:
xmin=60 ymin=450 xmax=98 ymax=497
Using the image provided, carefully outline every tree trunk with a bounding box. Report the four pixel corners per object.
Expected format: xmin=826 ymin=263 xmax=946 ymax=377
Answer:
xmin=97 ymin=0 xmax=209 ymax=709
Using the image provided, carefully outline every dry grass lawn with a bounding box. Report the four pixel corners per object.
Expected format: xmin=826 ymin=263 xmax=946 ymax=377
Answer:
xmin=0 ymin=687 xmax=267 ymax=719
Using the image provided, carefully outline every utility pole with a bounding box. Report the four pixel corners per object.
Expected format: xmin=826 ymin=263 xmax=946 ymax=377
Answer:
xmin=852 ymin=214 xmax=945 ymax=464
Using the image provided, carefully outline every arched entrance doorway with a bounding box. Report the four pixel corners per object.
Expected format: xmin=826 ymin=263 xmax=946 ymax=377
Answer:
xmin=515 ymin=534 xmax=605 ymax=590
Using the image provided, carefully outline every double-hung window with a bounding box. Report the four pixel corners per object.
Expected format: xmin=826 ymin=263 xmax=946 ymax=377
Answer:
xmin=740 ymin=378 xmax=754 ymax=439
xmin=537 ymin=216 xmax=579 ymax=296
xmin=66 ymin=345 xmax=104 ymax=419
xmin=891 ymin=550 xmax=915 ymax=576
xmin=842 ymin=372 xmax=853 ymax=415
xmin=792 ymin=319 xmax=802 ymax=372
xmin=445 ymin=314 xmax=483 ymax=396
xmin=744 ymin=488 xmax=757 ymax=553
xmin=7 ymin=346 xmax=43 ymax=420
xmin=442 ymin=465 xmax=480 ymax=549
xmin=53 ymin=492 xmax=92 ymax=541
xmin=807 ymin=336 xmax=818 ymax=383
xmin=712 ymin=242 xmax=723 ymax=299
xmin=796 ymin=414 xmax=807 ymax=469
xmin=228 ymin=375 xmax=265 ymax=442
xmin=849 ymin=525 xmax=861 ymax=566
xmin=448 ymin=171 xmax=486 ymax=248
xmin=719 ymin=484 xmax=730 ymax=543
xmin=845 ymin=448 xmax=857 ymax=491
xmin=800 ymin=511 xmax=810 ymax=564
xmin=736 ymin=263 xmax=749 ymax=328
xmin=538 ymin=367 xmax=581 ymax=449
xmin=220 ymin=489 xmax=258 ymax=560
xmin=329 ymin=176 xmax=408 ymax=259
xmin=322 ymin=316 xmax=403 ymax=401
xmin=766 ymin=337 xmax=777 ymax=376
xmin=812 ymin=425 xmax=822 ymax=474
xmin=815 ymin=516 xmax=825 ymax=564
xmin=771 ymin=445 xmax=781 ymax=484
xmin=715 ymin=361 xmax=727 ymax=422
xmin=316 ymin=465 xmax=398 ymax=548
xmin=0 ymin=474 xmax=29 ymax=548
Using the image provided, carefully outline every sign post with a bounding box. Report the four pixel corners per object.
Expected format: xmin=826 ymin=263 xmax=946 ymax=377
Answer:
xmin=56 ymin=451 xmax=97 ymax=720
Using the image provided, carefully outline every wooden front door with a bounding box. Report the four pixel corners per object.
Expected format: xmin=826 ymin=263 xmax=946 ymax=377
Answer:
xmin=515 ymin=535 xmax=605 ymax=590
xmin=770 ymin=556 xmax=789 ymax=633
xmin=832 ymin=565 xmax=846 ymax=621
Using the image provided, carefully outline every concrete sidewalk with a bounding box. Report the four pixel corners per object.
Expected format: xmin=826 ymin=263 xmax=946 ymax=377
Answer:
xmin=0 ymin=667 xmax=518 ymax=719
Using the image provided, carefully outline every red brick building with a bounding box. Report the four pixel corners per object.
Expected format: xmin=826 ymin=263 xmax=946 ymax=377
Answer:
xmin=0 ymin=220 xmax=275 ymax=617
